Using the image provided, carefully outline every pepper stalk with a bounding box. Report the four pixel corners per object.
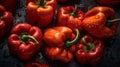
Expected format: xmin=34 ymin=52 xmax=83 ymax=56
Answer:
xmin=36 ymin=0 xmax=47 ymax=7
xmin=65 ymin=28 xmax=80 ymax=49
xmin=82 ymin=37 xmax=95 ymax=52
xmin=107 ymin=18 xmax=120 ymax=27
xmin=19 ymin=33 xmax=38 ymax=45
xmin=70 ymin=5 xmax=78 ymax=17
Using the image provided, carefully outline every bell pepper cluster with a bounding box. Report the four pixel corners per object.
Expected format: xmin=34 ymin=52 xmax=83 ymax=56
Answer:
xmin=0 ymin=0 xmax=120 ymax=67
xmin=41 ymin=6 xmax=119 ymax=65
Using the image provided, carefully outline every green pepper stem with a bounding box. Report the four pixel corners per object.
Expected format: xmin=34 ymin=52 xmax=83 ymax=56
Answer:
xmin=107 ymin=18 xmax=120 ymax=23
xmin=19 ymin=33 xmax=38 ymax=45
xmin=82 ymin=37 xmax=94 ymax=52
xmin=65 ymin=28 xmax=80 ymax=49
xmin=70 ymin=4 xmax=77 ymax=17
xmin=36 ymin=0 xmax=46 ymax=7
xmin=107 ymin=18 xmax=120 ymax=27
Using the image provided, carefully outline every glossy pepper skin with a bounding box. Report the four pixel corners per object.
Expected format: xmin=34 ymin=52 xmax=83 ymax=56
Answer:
xmin=26 ymin=0 xmax=57 ymax=28
xmin=0 ymin=0 xmax=17 ymax=12
xmin=75 ymin=35 xmax=104 ymax=65
xmin=8 ymin=23 xmax=42 ymax=61
xmin=83 ymin=6 xmax=119 ymax=38
xmin=43 ymin=26 xmax=80 ymax=63
xmin=0 ymin=5 xmax=13 ymax=38
xmin=24 ymin=61 xmax=49 ymax=67
xmin=96 ymin=0 xmax=120 ymax=6
xmin=56 ymin=5 xmax=84 ymax=31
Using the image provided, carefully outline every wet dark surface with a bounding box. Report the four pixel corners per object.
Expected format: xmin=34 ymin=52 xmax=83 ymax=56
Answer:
xmin=0 ymin=0 xmax=120 ymax=67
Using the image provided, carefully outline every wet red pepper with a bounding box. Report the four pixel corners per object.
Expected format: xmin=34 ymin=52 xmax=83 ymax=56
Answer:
xmin=0 ymin=5 xmax=13 ymax=38
xmin=26 ymin=0 xmax=57 ymax=28
xmin=83 ymin=6 xmax=119 ymax=38
xmin=56 ymin=5 xmax=84 ymax=31
xmin=8 ymin=23 xmax=42 ymax=61
xmin=76 ymin=35 xmax=104 ymax=65
xmin=43 ymin=26 xmax=80 ymax=63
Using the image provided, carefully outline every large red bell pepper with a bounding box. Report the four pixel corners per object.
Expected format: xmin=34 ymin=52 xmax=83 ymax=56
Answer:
xmin=96 ymin=0 xmax=120 ymax=6
xmin=75 ymin=35 xmax=104 ymax=65
xmin=8 ymin=23 xmax=42 ymax=61
xmin=83 ymin=6 xmax=120 ymax=38
xmin=56 ymin=5 xmax=84 ymax=31
xmin=43 ymin=26 xmax=80 ymax=63
xmin=26 ymin=0 xmax=57 ymax=28
xmin=0 ymin=5 xmax=13 ymax=38
xmin=0 ymin=0 xmax=17 ymax=12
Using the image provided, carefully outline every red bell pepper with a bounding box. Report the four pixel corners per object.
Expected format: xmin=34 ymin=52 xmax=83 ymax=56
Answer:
xmin=24 ymin=61 xmax=49 ymax=67
xmin=75 ymin=35 xmax=104 ymax=65
xmin=0 ymin=0 xmax=17 ymax=12
xmin=43 ymin=26 xmax=80 ymax=63
xmin=0 ymin=5 xmax=13 ymax=38
xmin=83 ymin=6 xmax=120 ymax=38
xmin=96 ymin=0 xmax=120 ymax=6
xmin=8 ymin=23 xmax=42 ymax=61
xmin=26 ymin=0 xmax=57 ymax=28
xmin=56 ymin=5 xmax=84 ymax=31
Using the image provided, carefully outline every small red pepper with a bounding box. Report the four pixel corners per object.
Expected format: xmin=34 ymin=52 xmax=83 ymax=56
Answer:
xmin=0 ymin=5 xmax=13 ymax=38
xmin=43 ymin=26 xmax=80 ymax=63
xmin=26 ymin=0 xmax=57 ymax=28
xmin=8 ymin=23 xmax=42 ymax=61
xmin=96 ymin=0 xmax=120 ymax=6
xmin=56 ymin=5 xmax=84 ymax=31
xmin=75 ymin=35 xmax=104 ymax=65
xmin=0 ymin=0 xmax=17 ymax=12
xmin=83 ymin=6 xmax=119 ymax=38
xmin=24 ymin=61 xmax=49 ymax=67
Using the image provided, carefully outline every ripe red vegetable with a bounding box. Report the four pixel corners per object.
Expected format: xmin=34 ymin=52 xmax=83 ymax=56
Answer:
xmin=76 ymin=35 xmax=104 ymax=65
xmin=0 ymin=5 xmax=13 ymax=38
xmin=8 ymin=23 xmax=42 ymax=61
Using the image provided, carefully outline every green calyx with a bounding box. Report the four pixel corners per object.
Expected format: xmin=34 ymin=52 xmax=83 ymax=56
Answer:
xmin=82 ymin=37 xmax=95 ymax=52
xmin=65 ymin=28 xmax=80 ymax=49
xmin=36 ymin=0 xmax=47 ymax=7
xmin=19 ymin=33 xmax=38 ymax=45
xmin=69 ymin=5 xmax=78 ymax=18
xmin=106 ymin=18 xmax=120 ymax=27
